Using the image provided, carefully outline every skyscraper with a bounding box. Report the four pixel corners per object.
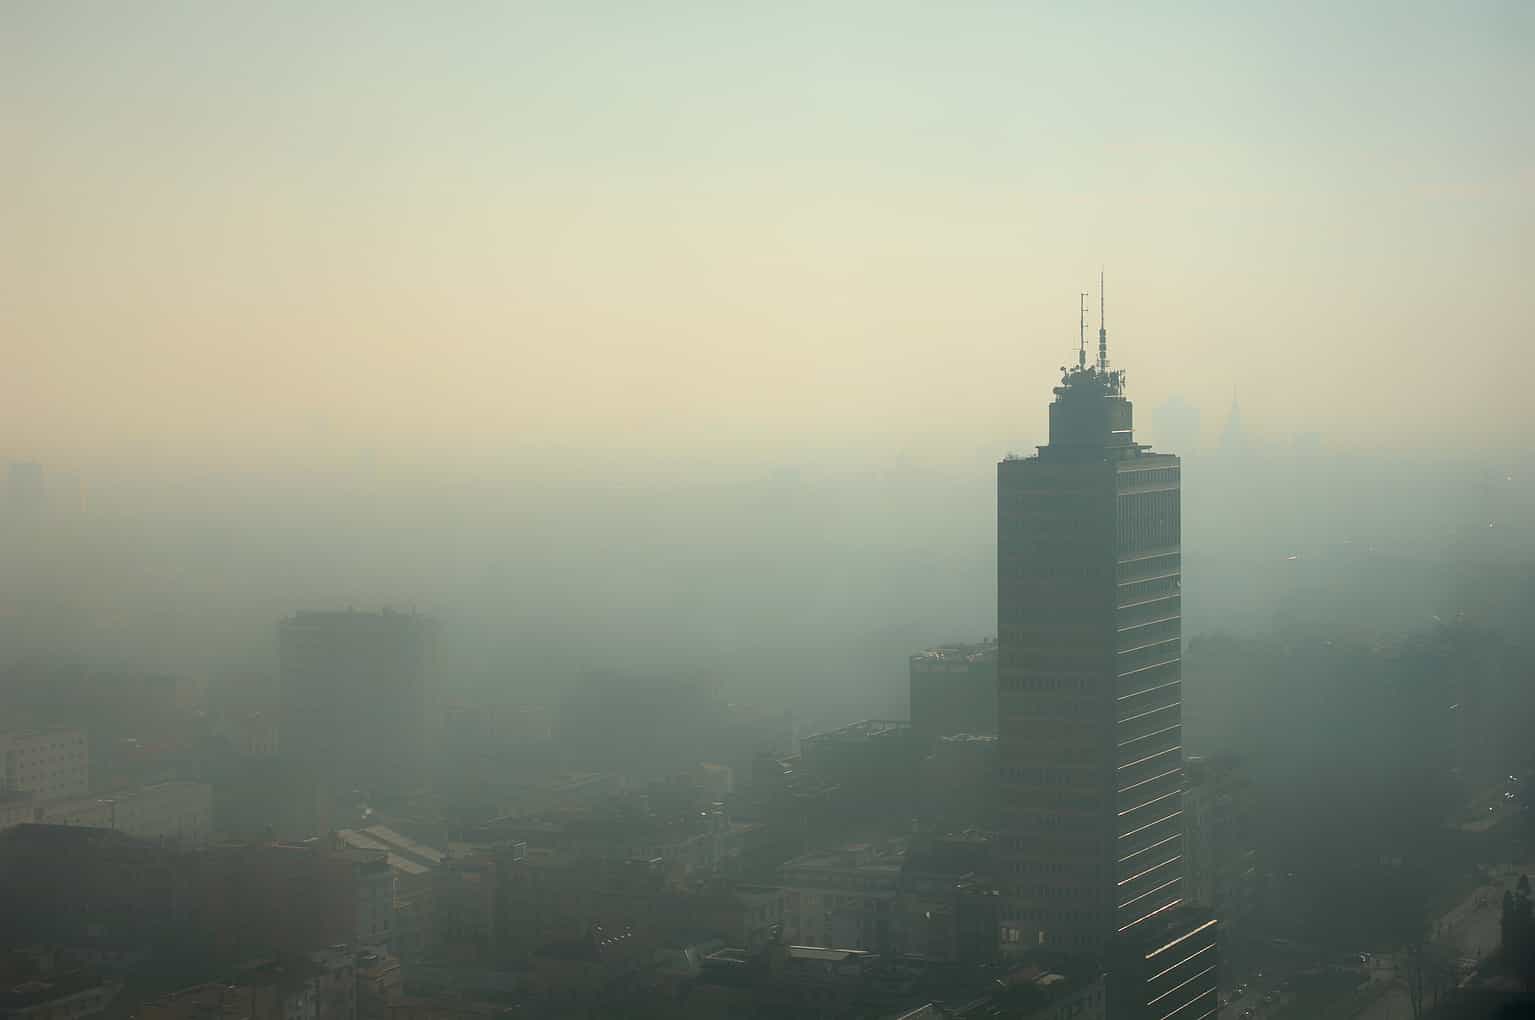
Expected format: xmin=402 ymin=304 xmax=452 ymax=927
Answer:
xmin=997 ymin=285 xmax=1185 ymax=954
xmin=279 ymin=609 xmax=436 ymax=800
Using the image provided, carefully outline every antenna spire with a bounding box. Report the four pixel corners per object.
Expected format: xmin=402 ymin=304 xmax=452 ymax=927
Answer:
xmin=1097 ymin=269 xmax=1108 ymax=372
xmin=1078 ymin=292 xmax=1089 ymax=370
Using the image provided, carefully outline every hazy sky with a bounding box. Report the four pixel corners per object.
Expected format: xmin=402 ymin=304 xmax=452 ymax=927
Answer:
xmin=7 ymin=1 xmax=1531 ymax=473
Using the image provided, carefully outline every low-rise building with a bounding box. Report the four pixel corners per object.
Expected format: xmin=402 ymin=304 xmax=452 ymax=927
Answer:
xmin=0 ymin=825 xmax=394 ymax=963
xmin=778 ymin=845 xmax=903 ymax=952
xmin=336 ymin=826 xmax=442 ymax=958
xmin=31 ymin=797 xmax=113 ymax=830
xmin=433 ymin=851 xmax=500 ymax=958
xmin=473 ymin=807 xmax=744 ymax=884
xmin=0 ymin=792 xmax=35 ymax=833
xmin=100 ymin=781 xmax=212 ymax=847
xmin=951 ymin=960 xmax=1107 ymax=1020
xmin=898 ymin=831 xmax=999 ymax=963
xmin=799 ymin=720 xmax=918 ymax=797
xmin=15 ymin=782 xmax=212 ymax=847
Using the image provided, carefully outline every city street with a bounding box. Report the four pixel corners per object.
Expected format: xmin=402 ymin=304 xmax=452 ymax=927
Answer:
xmin=1355 ymin=865 xmax=1529 ymax=1020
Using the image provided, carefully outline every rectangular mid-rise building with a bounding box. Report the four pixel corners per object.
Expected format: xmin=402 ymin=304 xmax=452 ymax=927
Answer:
xmin=0 ymin=729 xmax=89 ymax=801
xmin=279 ymin=609 xmax=436 ymax=800
xmin=909 ymin=640 xmax=998 ymax=747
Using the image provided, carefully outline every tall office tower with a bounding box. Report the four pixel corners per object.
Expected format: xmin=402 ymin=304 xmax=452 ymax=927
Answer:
xmin=1107 ymin=905 xmax=1219 ymax=1020
xmin=997 ymin=284 xmax=1184 ymax=953
xmin=279 ymin=609 xmax=436 ymax=800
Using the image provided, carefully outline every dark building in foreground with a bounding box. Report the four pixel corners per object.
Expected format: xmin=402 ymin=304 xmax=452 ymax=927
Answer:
xmin=1107 ymin=906 xmax=1218 ymax=1020
xmin=909 ymin=639 xmax=998 ymax=747
xmin=997 ymin=295 xmax=1185 ymax=952
xmin=279 ymin=609 xmax=436 ymax=800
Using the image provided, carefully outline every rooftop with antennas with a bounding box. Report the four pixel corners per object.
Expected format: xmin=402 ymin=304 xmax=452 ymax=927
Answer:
xmin=1036 ymin=272 xmax=1145 ymax=460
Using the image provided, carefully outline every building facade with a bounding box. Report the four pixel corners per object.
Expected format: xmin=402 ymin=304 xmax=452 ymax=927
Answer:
xmin=909 ymin=640 xmax=998 ymax=747
xmin=778 ymin=845 xmax=902 ymax=952
xmin=279 ymin=610 xmax=436 ymax=800
xmin=1183 ymin=755 xmax=1257 ymax=940
xmin=0 ymin=730 xmax=89 ymax=802
xmin=100 ymin=781 xmax=213 ymax=847
xmin=996 ymin=312 xmax=1185 ymax=952
xmin=1106 ymin=907 xmax=1218 ymax=1020
xmin=336 ymin=825 xmax=443 ymax=958
xmin=31 ymin=796 xmax=113 ymax=829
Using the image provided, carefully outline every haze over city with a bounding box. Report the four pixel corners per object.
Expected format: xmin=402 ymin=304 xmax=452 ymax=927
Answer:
xmin=3 ymin=3 xmax=1534 ymax=1019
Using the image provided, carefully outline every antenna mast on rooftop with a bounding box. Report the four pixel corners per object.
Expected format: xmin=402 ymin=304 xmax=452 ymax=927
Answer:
xmin=1097 ymin=269 xmax=1108 ymax=372
xmin=1078 ymin=292 xmax=1089 ymax=370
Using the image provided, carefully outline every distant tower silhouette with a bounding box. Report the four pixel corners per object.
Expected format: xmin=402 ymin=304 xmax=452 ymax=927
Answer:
xmin=1218 ymin=392 xmax=1246 ymax=456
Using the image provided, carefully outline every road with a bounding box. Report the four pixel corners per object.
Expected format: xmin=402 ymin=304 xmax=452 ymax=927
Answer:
xmin=1355 ymin=865 xmax=1528 ymax=1020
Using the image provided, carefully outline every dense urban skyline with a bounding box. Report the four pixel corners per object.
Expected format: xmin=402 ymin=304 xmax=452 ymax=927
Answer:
xmin=4 ymin=4 xmax=1534 ymax=1017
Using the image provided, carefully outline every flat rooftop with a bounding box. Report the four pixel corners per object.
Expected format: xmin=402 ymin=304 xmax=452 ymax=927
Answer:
xmin=801 ymin=719 xmax=910 ymax=743
xmin=910 ymin=640 xmax=998 ymax=665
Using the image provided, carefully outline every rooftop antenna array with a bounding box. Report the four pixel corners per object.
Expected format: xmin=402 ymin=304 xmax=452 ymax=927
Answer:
xmin=1078 ymin=292 xmax=1089 ymax=371
xmin=1097 ymin=269 xmax=1108 ymax=372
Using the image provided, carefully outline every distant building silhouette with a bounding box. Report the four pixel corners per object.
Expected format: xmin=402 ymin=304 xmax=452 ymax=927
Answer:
xmin=995 ymin=292 xmax=1192 ymax=958
xmin=1217 ymin=395 xmax=1248 ymax=457
xmin=279 ymin=609 xmax=436 ymax=801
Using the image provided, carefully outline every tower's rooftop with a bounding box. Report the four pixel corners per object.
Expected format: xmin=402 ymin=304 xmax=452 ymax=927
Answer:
xmin=1053 ymin=363 xmax=1125 ymax=401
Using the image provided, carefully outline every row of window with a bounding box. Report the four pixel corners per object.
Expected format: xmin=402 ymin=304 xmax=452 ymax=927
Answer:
xmin=1000 ymin=622 xmax=1107 ymax=645
xmin=999 ymin=508 xmax=1109 ymax=532
xmin=1119 ymin=618 xmax=1181 ymax=651
xmin=1002 ymin=651 xmax=1107 ymax=671
xmin=1001 ymin=486 xmax=1105 ymax=504
xmin=1005 ymin=907 xmax=1107 ymax=928
xmin=1013 ymin=884 xmax=1103 ymax=902
xmin=1011 ymin=813 xmax=1103 ymax=831
xmin=1002 ymin=836 xmax=1101 ymax=854
xmin=1117 ymin=688 xmax=1182 ymax=724
xmin=1117 ymin=490 xmax=1180 ymax=554
xmin=1002 ymin=766 xmax=1100 ymax=786
xmin=1117 ymin=702 xmax=1181 ymax=738
xmin=1117 ymin=553 xmax=1180 ymax=583
xmin=1008 ymin=859 xmax=1101 ymax=876
xmin=1118 ymin=734 xmax=1181 ymax=770
xmin=1119 ymin=466 xmax=1180 ymax=485
xmin=1117 ymin=661 xmax=1181 ymax=700
xmin=1118 ymin=599 xmax=1181 ymax=630
xmin=1003 ymin=745 xmax=1101 ymax=764
xmin=1117 ymin=640 xmax=1182 ymax=675
xmin=784 ymin=877 xmax=895 ymax=893
xmin=1118 ymin=573 xmax=1181 ymax=604
xmin=999 ymin=674 xmax=1099 ymax=693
